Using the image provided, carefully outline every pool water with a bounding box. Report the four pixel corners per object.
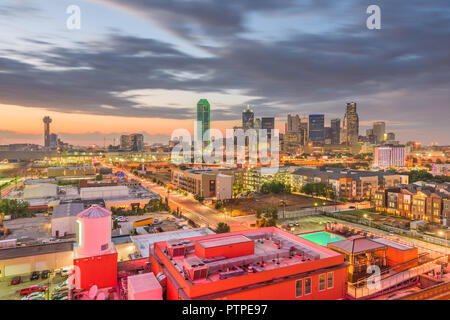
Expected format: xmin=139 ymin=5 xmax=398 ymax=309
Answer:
xmin=299 ymin=232 xmax=345 ymax=246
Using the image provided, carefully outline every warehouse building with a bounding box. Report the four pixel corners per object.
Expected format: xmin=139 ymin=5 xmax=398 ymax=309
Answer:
xmin=150 ymin=227 xmax=348 ymax=300
xmin=51 ymin=203 xmax=85 ymax=238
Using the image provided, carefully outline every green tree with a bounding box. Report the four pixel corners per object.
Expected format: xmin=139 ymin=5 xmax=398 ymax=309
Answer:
xmin=0 ymin=199 xmax=30 ymax=218
xmin=216 ymin=222 xmax=231 ymax=233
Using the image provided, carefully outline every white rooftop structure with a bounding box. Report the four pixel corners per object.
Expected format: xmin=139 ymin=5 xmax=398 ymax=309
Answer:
xmin=80 ymin=186 xmax=129 ymax=200
xmin=23 ymin=183 xmax=57 ymax=199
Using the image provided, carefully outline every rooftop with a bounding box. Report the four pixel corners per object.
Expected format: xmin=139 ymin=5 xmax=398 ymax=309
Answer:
xmin=155 ymin=227 xmax=343 ymax=287
xmin=328 ymin=238 xmax=387 ymax=254
xmin=371 ymin=237 xmax=416 ymax=251
xmin=52 ymin=202 xmax=85 ymax=219
xmin=131 ymin=228 xmax=215 ymax=258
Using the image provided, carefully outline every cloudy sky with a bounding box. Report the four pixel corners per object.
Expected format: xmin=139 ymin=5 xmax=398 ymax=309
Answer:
xmin=0 ymin=0 xmax=449 ymax=146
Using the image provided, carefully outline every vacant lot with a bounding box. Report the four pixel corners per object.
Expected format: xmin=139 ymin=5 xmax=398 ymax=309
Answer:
xmin=229 ymin=193 xmax=334 ymax=215
xmin=336 ymin=210 xmax=411 ymax=229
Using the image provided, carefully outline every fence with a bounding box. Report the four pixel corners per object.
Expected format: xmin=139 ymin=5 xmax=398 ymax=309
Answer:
xmin=401 ymin=279 xmax=450 ymax=300
xmin=278 ymin=209 xmax=321 ymax=220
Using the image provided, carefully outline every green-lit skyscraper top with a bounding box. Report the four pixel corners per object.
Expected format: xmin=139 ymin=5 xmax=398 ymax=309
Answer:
xmin=196 ymin=99 xmax=210 ymax=149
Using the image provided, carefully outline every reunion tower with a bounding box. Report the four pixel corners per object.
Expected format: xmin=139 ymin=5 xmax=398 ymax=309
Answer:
xmin=43 ymin=116 xmax=52 ymax=148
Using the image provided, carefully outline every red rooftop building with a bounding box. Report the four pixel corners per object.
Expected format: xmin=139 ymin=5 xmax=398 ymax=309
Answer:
xmin=150 ymin=227 xmax=348 ymax=300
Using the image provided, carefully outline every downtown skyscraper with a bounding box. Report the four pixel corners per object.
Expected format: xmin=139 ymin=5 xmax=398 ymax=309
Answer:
xmin=342 ymin=102 xmax=359 ymax=146
xmin=195 ymin=99 xmax=211 ymax=150
xmin=373 ymin=121 xmax=386 ymax=144
xmin=308 ymin=114 xmax=325 ymax=143
xmin=242 ymin=105 xmax=255 ymax=130
xmin=330 ymin=118 xmax=341 ymax=145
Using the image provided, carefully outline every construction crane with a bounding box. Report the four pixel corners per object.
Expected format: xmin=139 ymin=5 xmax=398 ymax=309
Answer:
xmin=0 ymin=212 xmax=7 ymax=237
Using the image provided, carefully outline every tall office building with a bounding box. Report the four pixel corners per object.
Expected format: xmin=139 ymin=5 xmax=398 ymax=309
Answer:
xmin=373 ymin=121 xmax=386 ymax=144
xmin=286 ymin=114 xmax=300 ymax=133
xmin=49 ymin=133 xmax=58 ymax=150
xmin=242 ymin=105 xmax=254 ymax=130
xmin=308 ymin=114 xmax=325 ymax=143
xmin=330 ymin=119 xmax=341 ymax=145
xmin=261 ymin=117 xmax=275 ymax=141
xmin=373 ymin=145 xmax=406 ymax=169
xmin=120 ymin=135 xmax=131 ymax=150
xmin=196 ymin=99 xmax=210 ymax=150
xmin=385 ymin=132 xmax=396 ymax=141
xmin=130 ymin=134 xmax=144 ymax=152
xmin=342 ymin=102 xmax=359 ymax=145
xmin=43 ymin=116 xmax=52 ymax=148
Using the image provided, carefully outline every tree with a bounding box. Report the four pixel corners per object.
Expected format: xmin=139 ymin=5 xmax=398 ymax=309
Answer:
xmin=95 ymin=174 xmax=103 ymax=181
xmin=256 ymin=206 xmax=278 ymax=227
xmin=0 ymin=199 xmax=30 ymax=218
xmin=300 ymin=183 xmax=335 ymax=199
xmin=216 ymin=222 xmax=230 ymax=233
xmin=260 ymin=181 xmax=290 ymax=194
xmin=255 ymin=208 xmax=262 ymax=219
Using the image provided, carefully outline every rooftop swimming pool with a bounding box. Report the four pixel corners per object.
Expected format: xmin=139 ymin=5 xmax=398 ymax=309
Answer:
xmin=300 ymin=232 xmax=345 ymax=247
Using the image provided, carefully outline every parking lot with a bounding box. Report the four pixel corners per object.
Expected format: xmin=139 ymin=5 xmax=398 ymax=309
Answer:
xmin=0 ymin=271 xmax=66 ymax=300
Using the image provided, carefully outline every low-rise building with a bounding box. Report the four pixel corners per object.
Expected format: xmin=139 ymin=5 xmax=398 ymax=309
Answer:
xmin=51 ymin=203 xmax=85 ymax=237
xmin=150 ymin=227 xmax=348 ymax=300
xmin=171 ymin=169 xmax=234 ymax=199
xmin=375 ymin=184 xmax=450 ymax=226
xmin=292 ymin=167 xmax=408 ymax=200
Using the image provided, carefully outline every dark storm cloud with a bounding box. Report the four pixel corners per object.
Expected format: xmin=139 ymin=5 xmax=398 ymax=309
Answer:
xmin=95 ymin=0 xmax=297 ymax=41
xmin=0 ymin=0 xmax=449 ymax=143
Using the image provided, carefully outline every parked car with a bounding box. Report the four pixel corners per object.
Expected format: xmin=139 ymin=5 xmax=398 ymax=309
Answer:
xmin=116 ymin=216 xmax=128 ymax=222
xmin=10 ymin=276 xmax=21 ymax=285
xmin=60 ymin=267 xmax=72 ymax=277
xmin=30 ymin=271 xmax=40 ymax=281
xmin=348 ymin=206 xmax=356 ymax=209
xmin=22 ymin=291 xmax=45 ymax=300
xmin=20 ymin=285 xmax=48 ymax=296
xmin=41 ymin=270 xmax=50 ymax=279
xmin=52 ymin=291 xmax=68 ymax=300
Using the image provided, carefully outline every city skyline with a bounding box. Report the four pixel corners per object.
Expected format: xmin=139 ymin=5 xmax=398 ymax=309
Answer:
xmin=0 ymin=0 xmax=449 ymax=146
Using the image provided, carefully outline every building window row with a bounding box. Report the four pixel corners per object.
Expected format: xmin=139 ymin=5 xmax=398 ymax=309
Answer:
xmin=295 ymin=272 xmax=333 ymax=298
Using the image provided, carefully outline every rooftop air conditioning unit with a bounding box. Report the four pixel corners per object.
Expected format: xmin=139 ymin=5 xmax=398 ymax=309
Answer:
xmin=184 ymin=256 xmax=209 ymax=281
xmin=167 ymin=240 xmax=186 ymax=258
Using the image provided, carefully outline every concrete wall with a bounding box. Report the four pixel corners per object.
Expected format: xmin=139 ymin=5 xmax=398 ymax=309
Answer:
xmin=51 ymin=216 xmax=77 ymax=237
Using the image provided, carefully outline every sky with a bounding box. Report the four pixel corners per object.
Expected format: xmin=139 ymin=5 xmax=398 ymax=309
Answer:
xmin=0 ymin=0 xmax=449 ymax=146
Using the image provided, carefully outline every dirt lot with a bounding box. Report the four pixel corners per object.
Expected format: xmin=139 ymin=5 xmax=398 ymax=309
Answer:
xmin=336 ymin=210 xmax=411 ymax=229
xmin=228 ymin=193 xmax=334 ymax=215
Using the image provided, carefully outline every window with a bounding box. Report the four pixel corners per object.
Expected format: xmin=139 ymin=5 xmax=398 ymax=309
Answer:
xmin=295 ymin=279 xmax=303 ymax=297
xmin=319 ymin=274 xmax=326 ymax=291
xmin=327 ymin=272 xmax=334 ymax=289
xmin=305 ymin=277 xmax=312 ymax=295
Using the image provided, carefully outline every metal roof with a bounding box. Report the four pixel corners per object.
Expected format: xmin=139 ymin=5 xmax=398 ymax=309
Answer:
xmin=77 ymin=205 xmax=111 ymax=218
xmin=52 ymin=203 xmax=85 ymax=219
xmin=328 ymin=238 xmax=386 ymax=254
